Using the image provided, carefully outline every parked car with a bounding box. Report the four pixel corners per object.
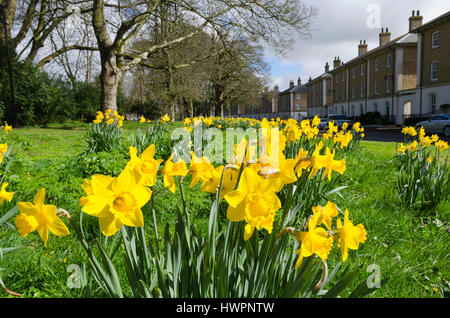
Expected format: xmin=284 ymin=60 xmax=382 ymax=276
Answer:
xmin=416 ymin=114 xmax=450 ymax=137
xmin=327 ymin=114 xmax=351 ymax=128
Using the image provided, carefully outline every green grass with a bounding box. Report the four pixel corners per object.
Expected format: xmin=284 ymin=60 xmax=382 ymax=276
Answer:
xmin=0 ymin=122 xmax=448 ymax=298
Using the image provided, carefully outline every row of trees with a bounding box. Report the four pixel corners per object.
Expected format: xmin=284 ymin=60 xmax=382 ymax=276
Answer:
xmin=0 ymin=0 xmax=316 ymax=122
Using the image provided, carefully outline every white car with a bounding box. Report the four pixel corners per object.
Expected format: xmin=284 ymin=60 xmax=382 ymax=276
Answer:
xmin=416 ymin=114 xmax=450 ymax=137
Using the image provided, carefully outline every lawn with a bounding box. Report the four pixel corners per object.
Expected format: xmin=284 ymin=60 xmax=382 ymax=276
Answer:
xmin=0 ymin=121 xmax=448 ymax=298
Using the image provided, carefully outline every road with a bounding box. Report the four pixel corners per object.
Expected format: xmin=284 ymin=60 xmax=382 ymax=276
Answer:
xmin=361 ymin=127 xmax=450 ymax=143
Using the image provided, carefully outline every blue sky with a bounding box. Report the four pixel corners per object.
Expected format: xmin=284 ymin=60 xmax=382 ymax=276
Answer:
xmin=266 ymin=0 xmax=450 ymax=91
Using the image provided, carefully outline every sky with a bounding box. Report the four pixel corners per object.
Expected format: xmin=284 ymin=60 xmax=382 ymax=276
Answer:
xmin=266 ymin=0 xmax=450 ymax=91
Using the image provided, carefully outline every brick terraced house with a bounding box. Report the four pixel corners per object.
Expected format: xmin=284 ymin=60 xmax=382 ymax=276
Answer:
xmin=411 ymin=10 xmax=450 ymax=117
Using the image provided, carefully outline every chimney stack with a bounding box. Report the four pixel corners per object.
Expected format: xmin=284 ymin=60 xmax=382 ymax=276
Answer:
xmin=297 ymin=77 xmax=302 ymax=86
xmin=358 ymin=40 xmax=368 ymax=56
xmin=274 ymin=84 xmax=279 ymax=93
xmin=325 ymin=62 xmax=330 ymax=73
xmin=333 ymin=57 xmax=341 ymax=69
xmin=379 ymin=28 xmax=391 ymax=46
xmin=409 ymin=10 xmax=423 ymax=32
xmin=308 ymin=76 xmax=312 ymax=82
xmin=289 ymin=80 xmax=294 ymax=88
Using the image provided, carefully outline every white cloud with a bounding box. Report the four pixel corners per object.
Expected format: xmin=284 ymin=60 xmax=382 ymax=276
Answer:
xmin=266 ymin=0 xmax=450 ymax=88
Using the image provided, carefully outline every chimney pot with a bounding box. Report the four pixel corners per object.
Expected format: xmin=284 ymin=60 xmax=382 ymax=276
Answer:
xmin=379 ymin=27 xmax=391 ymax=46
xmin=409 ymin=10 xmax=423 ymax=31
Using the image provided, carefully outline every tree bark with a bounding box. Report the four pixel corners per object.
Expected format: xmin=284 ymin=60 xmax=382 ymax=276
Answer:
xmin=99 ymin=49 xmax=122 ymax=112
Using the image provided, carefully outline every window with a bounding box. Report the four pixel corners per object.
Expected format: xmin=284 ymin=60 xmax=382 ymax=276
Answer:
xmin=386 ymin=77 xmax=391 ymax=93
xmin=387 ymin=54 xmax=392 ymax=68
xmin=375 ymin=59 xmax=379 ymax=72
xmin=431 ymin=61 xmax=438 ymax=81
xmin=296 ymin=94 xmax=301 ymax=100
xmin=342 ymin=88 xmax=345 ymax=100
xmin=360 ymin=83 xmax=364 ymax=97
xmin=296 ymin=102 xmax=301 ymax=111
xmin=386 ymin=102 xmax=390 ymax=118
xmin=335 ymin=75 xmax=338 ymax=84
xmin=352 ymin=86 xmax=355 ymax=98
xmin=336 ymin=90 xmax=339 ymax=101
xmin=352 ymin=67 xmax=356 ymax=79
xmin=361 ymin=64 xmax=365 ymax=76
xmin=430 ymin=93 xmax=436 ymax=113
xmin=374 ymin=80 xmax=379 ymax=95
xmin=432 ymin=31 xmax=440 ymax=49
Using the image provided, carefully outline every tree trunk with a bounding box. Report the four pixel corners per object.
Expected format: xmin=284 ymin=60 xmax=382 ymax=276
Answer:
xmin=99 ymin=50 xmax=122 ymax=112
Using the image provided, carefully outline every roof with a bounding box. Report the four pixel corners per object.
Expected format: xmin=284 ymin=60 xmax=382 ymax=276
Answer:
xmin=331 ymin=32 xmax=417 ymax=72
xmin=279 ymin=84 xmax=307 ymax=95
xmin=411 ymin=11 xmax=450 ymax=32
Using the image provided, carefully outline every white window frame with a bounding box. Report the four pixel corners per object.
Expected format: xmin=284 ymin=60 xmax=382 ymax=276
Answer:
xmin=375 ymin=59 xmax=379 ymax=72
xmin=432 ymin=31 xmax=440 ymax=49
xmin=386 ymin=77 xmax=391 ymax=93
xmin=374 ymin=80 xmax=379 ymax=95
xmin=360 ymin=83 xmax=364 ymax=97
xmin=352 ymin=67 xmax=356 ymax=79
xmin=296 ymin=94 xmax=301 ymax=100
xmin=361 ymin=63 xmax=365 ymax=76
xmin=431 ymin=61 xmax=438 ymax=81
xmin=387 ymin=54 xmax=392 ymax=68
xmin=296 ymin=102 xmax=301 ymax=111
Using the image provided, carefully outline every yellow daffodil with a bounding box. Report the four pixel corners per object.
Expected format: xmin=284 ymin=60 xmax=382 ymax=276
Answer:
xmin=0 ymin=143 xmax=7 ymax=154
xmin=0 ymin=183 xmax=14 ymax=204
xmin=224 ymin=168 xmax=281 ymax=240
xmin=401 ymin=126 xmax=417 ymax=136
xmin=341 ymin=122 xmax=349 ymax=131
xmin=126 ymin=145 xmax=163 ymax=187
xmin=160 ymin=114 xmax=170 ymax=124
xmin=80 ymin=169 xmax=152 ymax=236
xmin=397 ymin=143 xmax=407 ymax=154
xmin=435 ymin=140 xmax=448 ymax=151
xmin=106 ymin=118 xmax=114 ymax=125
xmin=184 ymin=118 xmax=192 ymax=125
xmin=188 ymin=152 xmax=215 ymax=188
xmin=312 ymin=201 xmax=339 ymax=230
xmin=140 ymin=116 xmax=146 ymax=123
xmin=200 ymin=165 xmax=237 ymax=201
xmin=16 ymin=189 xmax=70 ymax=247
xmin=293 ymin=148 xmax=311 ymax=177
xmin=161 ymin=154 xmax=188 ymax=193
xmin=261 ymin=153 xmax=298 ymax=192
xmin=312 ymin=115 xmax=321 ymax=127
xmin=321 ymin=148 xmax=346 ymax=181
xmin=406 ymin=141 xmax=418 ymax=152
xmin=335 ymin=209 xmax=367 ymax=262
xmin=4 ymin=122 xmax=12 ymax=134
xmin=294 ymin=213 xmax=334 ymax=269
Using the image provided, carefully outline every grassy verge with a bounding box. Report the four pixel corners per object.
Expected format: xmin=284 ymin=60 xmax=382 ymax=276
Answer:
xmin=0 ymin=123 xmax=448 ymax=298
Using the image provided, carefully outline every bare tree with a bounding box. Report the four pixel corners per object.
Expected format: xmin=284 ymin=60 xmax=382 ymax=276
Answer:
xmin=85 ymin=0 xmax=316 ymax=112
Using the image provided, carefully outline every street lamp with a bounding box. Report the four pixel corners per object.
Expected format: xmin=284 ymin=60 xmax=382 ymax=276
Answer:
xmin=0 ymin=3 xmax=19 ymax=127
